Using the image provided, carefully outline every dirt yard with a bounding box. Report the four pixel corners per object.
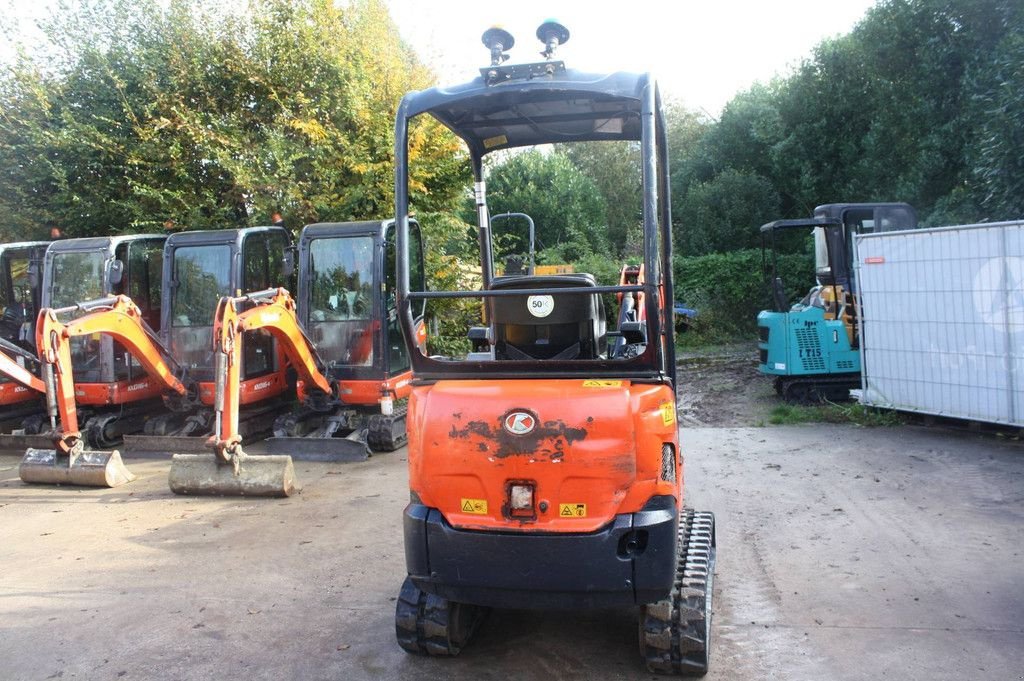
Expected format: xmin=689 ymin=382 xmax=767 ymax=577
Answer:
xmin=676 ymin=342 xmax=776 ymax=427
xmin=1 ymin=349 xmax=1022 ymax=680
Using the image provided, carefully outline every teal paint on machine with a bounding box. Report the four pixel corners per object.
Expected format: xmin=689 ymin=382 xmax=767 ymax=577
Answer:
xmin=757 ymin=307 xmax=860 ymax=377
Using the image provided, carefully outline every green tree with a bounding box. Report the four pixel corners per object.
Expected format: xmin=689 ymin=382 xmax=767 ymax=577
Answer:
xmin=676 ymin=169 xmax=780 ymax=256
xmin=482 ymin=149 xmax=608 ymax=262
xmin=563 ymin=141 xmax=641 ymax=255
xmin=0 ymin=0 xmax=467 ymax=238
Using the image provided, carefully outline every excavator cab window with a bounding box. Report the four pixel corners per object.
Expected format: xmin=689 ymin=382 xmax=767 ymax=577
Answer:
xmin=50 ymin=250 xmax=106 ymax=310
xmin=123 ymin=239 xmax=165 ymax=381
xmin=49 ymin=249 xmax=110 ymax=383
xmin=0 ymin=250 xmax=36 ymax=348
xmin=127 ymin=240 xmax=163 ymax=330
xmin=308 ymin=235 xmax=376 ymax=367
xmin=170 ymin=244 xmax=232 ymax=375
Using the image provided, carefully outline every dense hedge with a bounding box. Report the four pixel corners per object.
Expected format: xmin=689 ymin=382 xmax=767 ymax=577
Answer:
xmin=673 ymin=249 xmax=814 ymax=339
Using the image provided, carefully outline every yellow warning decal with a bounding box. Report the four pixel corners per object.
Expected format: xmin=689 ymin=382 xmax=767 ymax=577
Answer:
xmin=660 ymin=402 xmax=676 ymax=426
xmin=559 ymin=503 xmax=587 ymax=518
xmin=483 ymin=134 xmax=508 ymax=149
xmin=582 ymin=380 xmax=622 ymax=388
xmin=460 ymin=498 xmax=488 ymax=515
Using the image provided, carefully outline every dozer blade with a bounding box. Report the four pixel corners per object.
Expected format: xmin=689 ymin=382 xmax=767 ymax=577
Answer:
xmin=263 ymin=436 xmax=370 ymax=462
xmin=121 ymin=434 xmax=211 ymax=457
xmin=167 ymin=453 xmax=298 ymax=497
xmin=0 ymin=433 xmax=59 ymax=453
xmin=19 ymin=447 xmax=136 ymax=488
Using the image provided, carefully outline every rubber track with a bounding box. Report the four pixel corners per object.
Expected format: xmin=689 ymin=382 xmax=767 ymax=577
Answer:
xmin=367 ymin=406 xmax=407 ymax=452
xmin=778 ymin=374 xmax=860 ymax=403
xmin=395 ymin=577 xmax=480 ymax=656
xmin=640 ymin=509 xmax=716 ymax=676
xmin=84 ymin=413 xmax=118 ymax=449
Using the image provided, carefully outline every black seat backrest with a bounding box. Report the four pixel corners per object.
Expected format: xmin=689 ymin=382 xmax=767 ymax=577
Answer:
xmin=489 ymin=274 xmax=606 ymax=360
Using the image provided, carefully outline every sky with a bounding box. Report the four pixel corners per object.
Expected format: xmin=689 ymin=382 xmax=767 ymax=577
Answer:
xmin=384 ymin=0 xmax=878 ymax=116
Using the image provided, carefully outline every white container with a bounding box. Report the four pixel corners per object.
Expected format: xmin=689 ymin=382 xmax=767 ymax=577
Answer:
xmin=854 ymin=220 xmax=1024 ymax=427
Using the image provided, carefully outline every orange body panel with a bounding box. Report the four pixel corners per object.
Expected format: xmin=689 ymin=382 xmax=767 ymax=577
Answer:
xmin=0 ymin=380 xmax=38 ymax=406
xmin=74 ymin=377 xmax=164 ymax=405
xmin=197 ymin=372 xmax=288 ymax=407
xmin=407 ymin=379 xmax=680 ymax=534
xmin=297 ymin=370 xmax=414 ymax=406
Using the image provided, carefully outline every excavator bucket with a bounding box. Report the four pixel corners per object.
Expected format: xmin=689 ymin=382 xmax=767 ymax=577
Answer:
xmin=19 ymin=447 xmax=136 ymax=487
xmin=263 ymin=436 xmax=370 ymax=462
xmin=167 ymin=453 xmax=298 ymax=497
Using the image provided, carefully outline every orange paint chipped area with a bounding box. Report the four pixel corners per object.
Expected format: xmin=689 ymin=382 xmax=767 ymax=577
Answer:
xmin=407 ymin=379 xmax=680 ymax=533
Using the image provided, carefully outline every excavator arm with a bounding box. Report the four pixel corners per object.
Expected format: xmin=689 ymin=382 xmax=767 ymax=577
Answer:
xmin=208 ymin=287 xmax=333 ymax=463
xmin=35 ymin=296 xmax=187 ymax=455
xmin=0 ymin=338 xmax=44 ymax=395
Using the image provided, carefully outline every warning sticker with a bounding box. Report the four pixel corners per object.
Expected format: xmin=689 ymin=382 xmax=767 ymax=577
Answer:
xmin=483 ymin=134 xmax=508 ymax=149
xmin=660 ymin=402 xmax=676 ymax=426
xmin=460 ymin=498 xmax=488 ymax=515
xmin=582 ymin=380 xmax=622 ymax=388
xmin=559 ymin=503 xmax=587 ymax=518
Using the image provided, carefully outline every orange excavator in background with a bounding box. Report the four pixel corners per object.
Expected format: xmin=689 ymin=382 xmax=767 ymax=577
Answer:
xmin=196 ymin=220 xmax=426 ymax=467
xmin=263 ymin=220 xmax=426 ymax=458
xmin=20 ymin=295 xmax=181 ymax=486
xmin=3 ymin=235 xmax=167 ymax=454
xmin=20 ymin=226 xmax=300 ymax=495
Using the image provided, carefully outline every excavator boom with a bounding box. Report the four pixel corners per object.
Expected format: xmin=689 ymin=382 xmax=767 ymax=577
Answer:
xmin=19 ymin=296 xmax=187 ymax=488
xmin=0 ymin=340 xmax=44 ymax=395
xmin=168 ymin=288 xmax=303 ymax=497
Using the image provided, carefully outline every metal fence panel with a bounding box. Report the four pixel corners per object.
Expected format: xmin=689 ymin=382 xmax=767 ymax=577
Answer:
xmin=854 ymin=220 xmax=1024 ymax=426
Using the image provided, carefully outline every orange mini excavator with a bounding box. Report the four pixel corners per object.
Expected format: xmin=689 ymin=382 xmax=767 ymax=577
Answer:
xmin=390 ymin=22 xmax=717 ymax=675
xmin=260 ymin=220 xmax=427 ymax=458
xmin=4 ymin=235 xmax=166 ymax=455
xmin=174 ymin=220 xmax=426 ymax=489
xmin=20 ymin=227 xmax=299 ymax=495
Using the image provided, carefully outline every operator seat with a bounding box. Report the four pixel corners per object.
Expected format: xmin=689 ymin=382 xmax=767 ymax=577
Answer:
xmin=488 ymin=274 xmax=606 ymax=360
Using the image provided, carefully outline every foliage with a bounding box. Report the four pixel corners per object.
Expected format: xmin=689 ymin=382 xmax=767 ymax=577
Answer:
xmin=0 ymin=0 xmax=467 ymax=239
xmin=674 ymin=248 xmax=813 ymax=338
xmin=675 ymin=169 xmax=780 ymax=256
xmin=416 ymin=211 xmax=479 ymax=356
xmin=482 ymin=149 xmax=608 ymax=262
xmin=562 ymin=141 xmax=642 ymax=255
xmin=665 ymin=0 xmax=1024 ymax=258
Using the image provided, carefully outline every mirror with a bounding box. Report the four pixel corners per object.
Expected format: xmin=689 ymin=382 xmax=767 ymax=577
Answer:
xmin=108 ymin=259 xmax=124 ymax=286
xmin=283 ymin=248 xmax=296 ymax=278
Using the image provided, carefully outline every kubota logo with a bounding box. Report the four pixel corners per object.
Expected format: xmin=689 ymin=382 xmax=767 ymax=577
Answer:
xmin=503 ymin=411 xmax=536 ymax=436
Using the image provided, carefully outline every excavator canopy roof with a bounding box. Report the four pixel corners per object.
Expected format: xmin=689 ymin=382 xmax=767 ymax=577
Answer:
xmin=400 ymin=69 xmax=651 ymax=156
